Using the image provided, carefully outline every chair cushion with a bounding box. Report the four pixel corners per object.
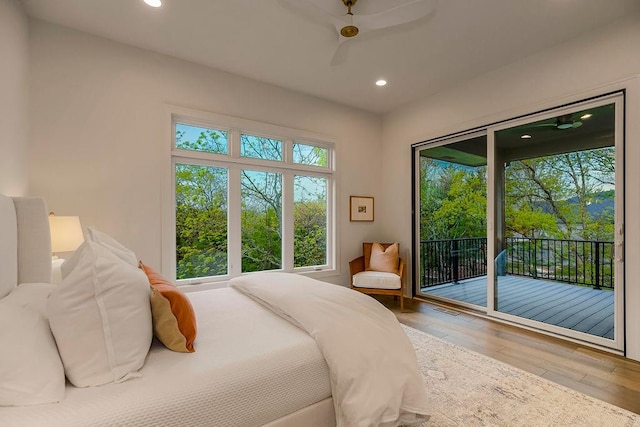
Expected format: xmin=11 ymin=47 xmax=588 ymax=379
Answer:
xmin=352 ymin=271 xmax=401 ymax=290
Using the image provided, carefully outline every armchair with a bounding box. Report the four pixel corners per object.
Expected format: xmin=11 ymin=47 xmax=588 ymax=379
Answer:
xmin=349 ymin=242 xmax=406 ymax=312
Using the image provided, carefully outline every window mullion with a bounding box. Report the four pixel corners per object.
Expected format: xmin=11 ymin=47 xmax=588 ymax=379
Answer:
xmin=228 ymin=165 xmax=242 ymax=277
xmin=282 ymin=172 xmax=294 ymax=270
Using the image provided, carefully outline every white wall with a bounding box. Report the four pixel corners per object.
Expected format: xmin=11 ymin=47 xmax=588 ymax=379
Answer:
xmin=0 ymin=0 xmax=29 ymax=196
xmin=381 ymin=14 xmax=640 ymax=358
xmin=28 ymin=21 xmax=383 ymax=286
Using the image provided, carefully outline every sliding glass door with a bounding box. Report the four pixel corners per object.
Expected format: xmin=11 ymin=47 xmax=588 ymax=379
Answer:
xmin=414 ymin=93 xmax=625 ymax=351
xmin=415 ymin=131 xmax=488 ymax=309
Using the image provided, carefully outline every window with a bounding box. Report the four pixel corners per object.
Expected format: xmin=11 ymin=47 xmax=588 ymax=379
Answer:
xmin=175 ymin=163 xmax=228 ymax=279
xmin=241 ymin=134 xmax=282 ymax=161
xmin=293 ymin=143 xmax=327 ymax=167
xmin=175 ymin=123 xmax=228 ymax=155
xmin=294 ymin=175 xmax=327 ymax=267
xmin=241 ymin=169 xmax=282 ymax=272
xmin=169 ymin=111 xmax=335 ymax=284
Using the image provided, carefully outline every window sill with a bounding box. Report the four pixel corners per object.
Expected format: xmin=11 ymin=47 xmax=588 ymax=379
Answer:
xmin=177 ymin=269 xmax=340 ymax=293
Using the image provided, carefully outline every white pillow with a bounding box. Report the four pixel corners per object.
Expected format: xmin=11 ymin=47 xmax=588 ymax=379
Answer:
xmin=0 ymin=304 xmax=65 ymax=406
xmin=59 ymin=241 xmax=85 ymax=280
xmin=48 ymin=241 xmax=152 ymax=387
xmin=60 ymin=228 xmax=138 ymax=279
xmin=2 ymin=282 xmax=55 ymax=316
xmin=86 ymin=227 xmax=138 ymax=267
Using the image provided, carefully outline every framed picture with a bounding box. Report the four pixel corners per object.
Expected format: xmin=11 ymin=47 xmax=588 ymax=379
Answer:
xmin=350 ymin=196 xmax=374 ymax=222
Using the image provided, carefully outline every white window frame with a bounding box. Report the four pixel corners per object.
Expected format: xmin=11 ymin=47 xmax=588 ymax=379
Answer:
xmin=162 ymin=106 xmax=337 ymax=286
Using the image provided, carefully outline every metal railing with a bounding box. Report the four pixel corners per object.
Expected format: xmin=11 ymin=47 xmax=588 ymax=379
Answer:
xmin=504 ymin=237 xmax=614 ymax=290
xmin=420 ymin=237 xmax=614 ymax=290
xmin=420 ymin=238 xmax=487 ymax=287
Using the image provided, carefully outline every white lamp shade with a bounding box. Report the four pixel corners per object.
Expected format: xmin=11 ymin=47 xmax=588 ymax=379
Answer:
xmin=49 ymin=216 xmax=84 ymax=253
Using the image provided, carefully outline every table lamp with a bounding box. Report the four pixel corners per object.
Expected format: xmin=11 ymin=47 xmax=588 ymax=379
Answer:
xmin=49 ymin=214 xmax=84 ymax=258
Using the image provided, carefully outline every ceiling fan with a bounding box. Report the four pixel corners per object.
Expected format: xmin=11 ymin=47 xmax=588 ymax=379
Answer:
xmin=280 ymin=0 xmax=437 ymax=65
xmin=523 ymin=114 xmax=584 ymax=131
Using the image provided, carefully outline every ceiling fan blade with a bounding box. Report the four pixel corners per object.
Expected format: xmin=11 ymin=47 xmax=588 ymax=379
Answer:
xmin=277 ymin=0 xmax=339 ymax=29
xmin=528 ymin=123 xmax=557 ymax=128
xmin=356 ymin=0 xmax=437 ymax=32
xmin=330 ymin=38 xmax=350 ymax=67
xmin=332 ymin=14 xmax=351 ymax=34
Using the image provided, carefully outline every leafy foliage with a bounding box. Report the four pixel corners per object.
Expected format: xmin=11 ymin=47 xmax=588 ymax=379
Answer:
xmin=176 ymin=164 xmax=228 ymax=279
xmin=294 ymin=175 xmax=327 ymax=267
xmin=419 ymin=147 xmax=615 ymax=242
xmin=504 ymin=148 xmax=615 ymax=241
xmin=419 ymin=159 xmax=486 ymax=240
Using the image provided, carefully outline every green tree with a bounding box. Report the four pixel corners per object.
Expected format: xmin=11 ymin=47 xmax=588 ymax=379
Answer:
xmin=505 ymin=147 xmax=615 ymax=241
xmin=419 ymin=157 xmax=486 ymax=240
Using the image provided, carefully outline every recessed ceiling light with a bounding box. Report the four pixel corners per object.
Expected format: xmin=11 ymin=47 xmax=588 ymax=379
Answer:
xmin=580 ymin=113 xmax=592 ymax=120
xmin=521 ymin=134 xmax=532 ymax=139
xmin=375 ymin=79 xmax=387 ymax=87
xmin=144 ymin=0 xmax=162 ymax=7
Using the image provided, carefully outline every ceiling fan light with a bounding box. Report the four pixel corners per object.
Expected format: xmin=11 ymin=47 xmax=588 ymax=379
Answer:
xmin=376 ymin=79 xmax=387 ymax=87
xmin=143 ymin=0 xmax=162 ymax=7
xmin=341 ymin=25 xmax=359 ymax=38
xmin=581 ymin=113 xmax=593 ymax=120
xmin=521 ymin=134 xmax=532 ymax=139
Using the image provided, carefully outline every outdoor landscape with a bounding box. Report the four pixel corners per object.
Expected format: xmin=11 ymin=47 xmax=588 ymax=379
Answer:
xmin=419 ymin=146 xmax=615 ymax=289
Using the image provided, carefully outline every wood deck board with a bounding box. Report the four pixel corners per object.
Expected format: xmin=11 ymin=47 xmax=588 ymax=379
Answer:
xmin=500 ymin=284 xmax=585 ymax=314
xmin=421 ymin=275 xmax=615 ymax=339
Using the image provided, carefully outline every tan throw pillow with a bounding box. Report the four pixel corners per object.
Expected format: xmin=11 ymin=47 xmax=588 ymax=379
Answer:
xmin=139 ymin=262 xmax=197 ymax=353
xmin=368 ymin=243 xmax=399 ymax=274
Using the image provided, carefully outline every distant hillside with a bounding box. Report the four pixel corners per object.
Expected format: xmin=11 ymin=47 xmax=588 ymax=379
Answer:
xmin=534 ymin=190 xmax=614 ymax=219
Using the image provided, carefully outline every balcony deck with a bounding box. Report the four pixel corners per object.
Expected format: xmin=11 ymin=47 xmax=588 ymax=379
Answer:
xmin=421 ymin=275 xmax=614 ymax=339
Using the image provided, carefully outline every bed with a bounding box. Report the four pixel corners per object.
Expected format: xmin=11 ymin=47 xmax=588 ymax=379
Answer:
xmin=0 ymin=194 xmax=429 ymax=427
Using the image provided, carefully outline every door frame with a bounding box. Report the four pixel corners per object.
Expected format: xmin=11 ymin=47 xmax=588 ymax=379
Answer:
xmin=412 ymin=91 xmax=626 ymax=352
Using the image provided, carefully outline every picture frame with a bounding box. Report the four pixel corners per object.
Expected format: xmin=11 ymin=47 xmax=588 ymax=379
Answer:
xmin=350 ymin=196 xmax=374 ymax=222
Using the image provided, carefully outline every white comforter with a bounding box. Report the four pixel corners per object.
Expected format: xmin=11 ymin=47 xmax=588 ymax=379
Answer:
xmin=230 ymin=272 xmax=430 ymax=427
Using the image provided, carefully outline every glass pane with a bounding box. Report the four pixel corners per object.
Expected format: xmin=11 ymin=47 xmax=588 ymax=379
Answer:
xmin=241 ymin=170 xmax=282 ymax=272
xmin=240 ymin=134 xmax=282 ymax=161
xmin=293 ymin=143 xmax=328 ymax=167
xmin=496 ymin=103 xmax=616 ymax=340
xmin=417 ymin=134 xmax=488 ymax=307
xmin=175 ymin=123 xmax=228 ymax=154
xmin=175 ymin=163 xmax=228 ymax=279
xmin=294 ymin=175 xmax=327 ymax=267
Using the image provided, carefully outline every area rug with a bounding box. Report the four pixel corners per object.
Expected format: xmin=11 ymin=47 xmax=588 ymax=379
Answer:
xmin=403 ymin=325 xmax=640 ymax=426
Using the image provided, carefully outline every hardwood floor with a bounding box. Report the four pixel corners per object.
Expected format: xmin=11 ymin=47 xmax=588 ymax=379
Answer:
xmin=377 ymin=295 xmax=640 ymax=415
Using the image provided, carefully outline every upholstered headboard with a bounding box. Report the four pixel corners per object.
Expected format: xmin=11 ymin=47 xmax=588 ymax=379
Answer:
xmin=0 ymin=194 xmax=52 ymax=298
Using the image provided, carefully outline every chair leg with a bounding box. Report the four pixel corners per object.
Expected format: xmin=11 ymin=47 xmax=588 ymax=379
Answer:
xmin=400 ymin=295 xmax=404 ymax=312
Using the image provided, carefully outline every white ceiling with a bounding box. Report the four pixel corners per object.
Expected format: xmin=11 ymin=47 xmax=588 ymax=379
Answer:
xmin=21 ymin=0 xmax=640 ymax=115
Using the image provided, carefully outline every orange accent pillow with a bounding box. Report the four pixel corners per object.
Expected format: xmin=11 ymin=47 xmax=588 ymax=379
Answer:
xmin=139 ymin=262 xmax=197 ymax=353
xmin=368 ymin=242 xmax=399 ymax=274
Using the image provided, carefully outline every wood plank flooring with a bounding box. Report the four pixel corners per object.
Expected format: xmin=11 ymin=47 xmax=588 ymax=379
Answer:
xmin=376 ymin=295 xmax=640 ymax=415
xmin=422 ymin=275 xmax=615 ymax=338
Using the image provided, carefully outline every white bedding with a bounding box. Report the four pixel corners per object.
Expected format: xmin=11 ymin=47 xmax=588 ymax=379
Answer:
xmin=0 ymin=288 xmax=331 ymax=427
xmin=230 ymin=272 xmax=430 ymax=427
